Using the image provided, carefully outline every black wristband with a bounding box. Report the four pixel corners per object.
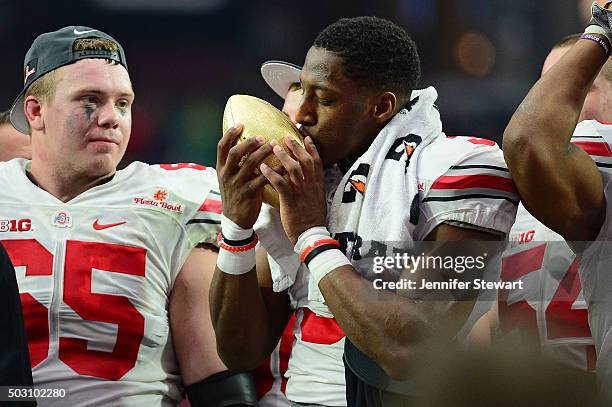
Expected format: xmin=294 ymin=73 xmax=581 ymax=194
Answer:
xmin=304 ymin=243 xmax=339 ymax=267
xmin=185 ymin=370 xmax=257 ymax=407
xmin=220 ymin=232 xmax=257 ymax=247
xmin=581 ymin=33 xmax=611 ymax=56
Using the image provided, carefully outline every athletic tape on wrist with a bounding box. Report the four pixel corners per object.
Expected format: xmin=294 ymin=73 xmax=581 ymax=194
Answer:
xmin=294 ymin=226 xmax=351 ymax=285
xmin=221 ymin=214 xmax=254 ymax=241
xmin=584 ymin=26 xmax=612 ymax=54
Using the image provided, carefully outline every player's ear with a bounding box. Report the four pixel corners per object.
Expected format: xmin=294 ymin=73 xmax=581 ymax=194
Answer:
xmin=24 ymin=96 xmax=44 ymax=132
xmin=372 ymin=91 xmax=397 ymax=124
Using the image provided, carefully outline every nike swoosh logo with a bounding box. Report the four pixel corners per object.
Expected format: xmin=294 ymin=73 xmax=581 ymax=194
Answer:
xmin=93 ymin=220 xmax=126 ymax=230
xmin=74 ymin=28 xmax=97 ymax=35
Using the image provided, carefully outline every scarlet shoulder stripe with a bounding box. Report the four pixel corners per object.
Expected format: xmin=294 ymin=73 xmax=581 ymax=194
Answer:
xmin=430 ymin=174 xmax=517 ymax=194
xmin=198 ymin=197 xmax=222 ymax=214
xmin=158 ymin=163 xmax=207 ymax=171
xmin=571 ymin=141 xmax=612 ymax=157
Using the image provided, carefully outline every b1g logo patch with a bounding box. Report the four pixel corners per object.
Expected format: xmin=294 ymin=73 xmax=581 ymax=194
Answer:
xmin=0 ymin=218 xmax=32 ymax=232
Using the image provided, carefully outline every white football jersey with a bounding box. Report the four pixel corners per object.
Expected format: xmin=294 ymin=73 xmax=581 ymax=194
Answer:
xmin=500 ymin=203 xmax=595 ymax=372
xmin=254 ymin=312 xmax=295 ymax=407
xmin=277 ymin=136 xmax=518 ymax=406
xmin=0 ymin=159 xmax=222 ymax=406
xmin=572 ymin=121 xmax=612 ymax=398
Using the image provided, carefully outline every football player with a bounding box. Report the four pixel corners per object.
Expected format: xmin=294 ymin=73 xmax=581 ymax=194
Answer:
xmin=503 ymin=3 xmax=612 ymax=400
xmin=212 ymin=17 xmax=518 ymax=406
xmin=2 ymin=26 xmax=256 ymax=406
xmin=470 ymin=33 xmax=612 ymax=378
xmin=252 ymin=61 xmax=300 ymax=407
xmin=0 ymin=110 xmax=31 ymax=161
xmin=0 ymin=111 xmax=34 ymax=403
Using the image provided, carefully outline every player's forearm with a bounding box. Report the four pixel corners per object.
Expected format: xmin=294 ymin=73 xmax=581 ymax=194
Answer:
xmin=504 ymin=40 xmax=606 ymax=172
xmin=209 ymin=268 xmax=279 ymax=370
xmin=318 ymin=266 xmax=452 ymax=380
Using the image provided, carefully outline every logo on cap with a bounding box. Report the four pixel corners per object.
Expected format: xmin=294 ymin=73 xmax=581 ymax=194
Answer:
xmin=24 ymin=64 xmax=36 ymax=84
xmin=73 ymin=28 xmax=97 ymax=35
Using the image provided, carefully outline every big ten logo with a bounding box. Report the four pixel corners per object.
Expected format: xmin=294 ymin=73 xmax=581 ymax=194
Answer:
xmin=511 ymin=229 xmax=535 ymax=247
xmin=0 ymin=219 xmax=32 ymax=232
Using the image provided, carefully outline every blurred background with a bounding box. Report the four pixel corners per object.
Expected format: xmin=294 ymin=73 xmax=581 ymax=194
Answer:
xmin=0 ymin=0 xmax=601 ymax=166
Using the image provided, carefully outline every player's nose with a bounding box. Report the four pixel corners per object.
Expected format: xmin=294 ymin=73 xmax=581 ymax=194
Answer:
xmin=98 ymin=101 xmax=120 ymax=129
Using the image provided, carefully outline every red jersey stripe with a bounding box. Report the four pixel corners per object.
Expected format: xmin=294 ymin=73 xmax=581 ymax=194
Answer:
xmin=572 ymin=141 xmax=612 ymax=157
xmin=198 ymin=197 xmax=222 ymax=214
xmin=280 ymin=312 xmax=298 ymax=394
xmin=501 ymin=244 xmax=546 ymax=282
xmin=430 ymin=174 xmax=517 ymax=194
xmin=300 ymin=308 xmax=345 ymax=345
xmin=158 ymin=163 xmax=207 ymax=171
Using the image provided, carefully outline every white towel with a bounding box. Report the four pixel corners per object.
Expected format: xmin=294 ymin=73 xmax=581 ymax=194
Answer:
xmin=255 ymin=87 xmax=444 ymax=311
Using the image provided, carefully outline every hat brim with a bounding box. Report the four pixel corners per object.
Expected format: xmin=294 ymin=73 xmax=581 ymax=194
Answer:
xmin=9 ymin=91 xmax=29 ymax=135
xmin=260 ymin=60 xmax=302 ymax=100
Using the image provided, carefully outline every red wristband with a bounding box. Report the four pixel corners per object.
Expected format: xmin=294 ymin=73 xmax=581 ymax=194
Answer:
xmin=299 ymin=238 xmax=340 ymax=263
xmin=217 ymin=232 xmax=259 ymax=252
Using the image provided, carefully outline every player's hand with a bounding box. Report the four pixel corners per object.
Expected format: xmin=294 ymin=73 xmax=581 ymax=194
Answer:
xmin=216 ymin=124 xmax=274 ymax=228
xmin=588 ymin=1 xmax=612 ymax=42
xmin=259 ymin=136 xmax=327 ymax=245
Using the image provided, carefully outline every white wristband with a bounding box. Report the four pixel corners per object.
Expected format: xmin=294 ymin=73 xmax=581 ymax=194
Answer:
xmin=217 ymin=214 xmax=256 ymax=275
xmin=217 ymin=248 xmax=256 ymax=275
xmin=308 ymin=248 xmax=351 ymax=286
xmin=294 ymin=226 xmax=351 ymax=286
xmin=221 ymin=214 xmax=253 ymax=241
xmin=294 ymin=226 xmax=331 ymax=254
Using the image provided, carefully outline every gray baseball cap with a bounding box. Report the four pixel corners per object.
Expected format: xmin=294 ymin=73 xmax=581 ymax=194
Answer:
xmin=260 ymin=60 xmax=301 ymax=99
xmin=10 ymin=25 xmax=128 ymax=134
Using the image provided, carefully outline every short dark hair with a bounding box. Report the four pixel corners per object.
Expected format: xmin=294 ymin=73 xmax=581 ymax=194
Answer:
xmin=553 ymin=33 xmax=581 ymax=49
xmin=551 ymin=33 xmax=612 ymax=82
xmin=0 ymin=110 xmax=10 ymax=126
xmin=313 ymin=16 xmax=420 ymax=103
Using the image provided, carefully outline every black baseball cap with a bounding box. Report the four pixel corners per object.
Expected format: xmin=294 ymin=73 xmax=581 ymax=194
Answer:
xmin=10 ymin=25 xmax=128 ymax=134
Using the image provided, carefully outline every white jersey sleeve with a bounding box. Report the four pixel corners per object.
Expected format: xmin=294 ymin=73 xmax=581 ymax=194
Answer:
xmin=571 ymin=121 xmax=612 ymax=398
xmin=151 ymin=163 xmax=222 ymax=261
xmin=414 ymin=136 xmax=519 ymax=240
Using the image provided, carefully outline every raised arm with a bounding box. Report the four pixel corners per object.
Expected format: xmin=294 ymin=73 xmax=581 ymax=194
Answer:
xmin=209 ymin=125 xmax=291 ymax=371
xmin=503 ymin=7 xmax=612 ymax=241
